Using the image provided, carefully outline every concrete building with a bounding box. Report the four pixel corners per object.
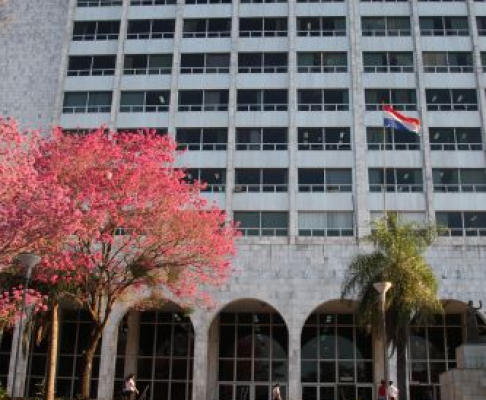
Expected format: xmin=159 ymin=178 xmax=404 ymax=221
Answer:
xmin=1 ymin=0 xmax=486 ymax=400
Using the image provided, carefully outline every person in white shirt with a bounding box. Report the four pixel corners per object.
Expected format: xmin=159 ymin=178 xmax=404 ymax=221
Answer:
xmin=123 ymin=374 xmax=139 ymax=400
xmin=388 ymin=380 xmax=399 ymax=400
xmin=272 ymin=384 xmax=282 ymax=400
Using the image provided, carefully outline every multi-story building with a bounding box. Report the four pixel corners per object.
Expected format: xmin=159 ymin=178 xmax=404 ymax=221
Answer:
xmin=2 ymin=0 xmax=486 ymax=400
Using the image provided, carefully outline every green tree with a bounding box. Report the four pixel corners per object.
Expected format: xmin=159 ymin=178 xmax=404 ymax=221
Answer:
xmin=341 ymin=214 xmax=443 ymax=400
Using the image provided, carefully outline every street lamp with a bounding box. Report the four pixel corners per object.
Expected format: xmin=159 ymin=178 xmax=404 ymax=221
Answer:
xmin=373 ymin=281 xmax=392 ymax=400
xmin=11 ymin=252 xmax=41 ymax=398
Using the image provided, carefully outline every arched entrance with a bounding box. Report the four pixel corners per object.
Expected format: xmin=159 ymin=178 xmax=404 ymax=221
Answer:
xmin=115 ymin=303 xmax=195 ymax=400
xmin=213 ymin=299 xmax=288 ymax=400
xmin=301 ymin=301 xmax=374 ymax=400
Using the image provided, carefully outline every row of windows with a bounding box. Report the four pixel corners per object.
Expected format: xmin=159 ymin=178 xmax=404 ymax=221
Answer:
xmin=67 ymin=51 xmax=486 ymax=76
xmin=76 ymin=0 xmax=486 ymax=7
xmin=181 ymin=167 xmax=486 ymax=194
xmin=62 ymin=89 xmax=481 ymax=113
xmin=70 ymin=17 xmax=486 ymax=41
xmin=232 ymin=211 xmax=486 ymax=237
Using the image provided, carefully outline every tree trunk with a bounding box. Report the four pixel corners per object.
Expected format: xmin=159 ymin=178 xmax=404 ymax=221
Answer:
xmin=46 ymin=301 xmax=59 ymax=400
xmin=396 ymin=337 xmax=409 ymax=400
xmin=79 ymin=325 xmax=104 ymax=399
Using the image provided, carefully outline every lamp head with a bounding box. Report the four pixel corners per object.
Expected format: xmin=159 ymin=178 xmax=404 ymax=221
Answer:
xmin=16 ymin=253 xmax=41 ymax=269
xmin=373 ymin=282 xmax=392 ymax=295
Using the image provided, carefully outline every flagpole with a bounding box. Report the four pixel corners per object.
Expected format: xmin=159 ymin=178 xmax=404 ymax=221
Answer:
xmin=383 ymin=104 xmax=387 ymax=220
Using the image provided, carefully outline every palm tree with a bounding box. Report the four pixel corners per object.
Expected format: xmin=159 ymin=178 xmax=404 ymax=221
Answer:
xmin=341 ymin=213 xmax=443 ymax=400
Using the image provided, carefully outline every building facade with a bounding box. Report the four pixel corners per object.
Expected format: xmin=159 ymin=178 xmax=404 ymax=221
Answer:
xmin=2 ymin=1 xmax=486 ymax=400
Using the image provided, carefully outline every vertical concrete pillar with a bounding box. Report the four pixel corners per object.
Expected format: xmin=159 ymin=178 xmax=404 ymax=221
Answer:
xmin=124 ymin=311 xmax=140 ymax=376
xmin=287 ymin=328 xmax=301 ymax=400
xmin=373 ymin=331 xmax=386 ymax=389
xmin=7 ymin=322 xmax=30 ymax=397
xmin=207 ymin=318 xmax=220 ymax=400
xmin=192 ymin=321 xmax=210 ymax=400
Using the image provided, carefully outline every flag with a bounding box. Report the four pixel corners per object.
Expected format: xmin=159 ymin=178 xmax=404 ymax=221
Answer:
xmin=383 ymin=105 xmax=421 ymax=135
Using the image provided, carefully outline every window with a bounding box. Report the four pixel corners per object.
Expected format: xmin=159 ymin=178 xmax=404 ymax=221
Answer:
xmin=423 ymin=52 xmax=473 ymax=73
xmin=367 ymin=127 xmax=420 ymax=150
xmin=298 ymin=89 xmax=349 ymax=111
xmin=365 ymin=89 xmax=417 ymax=111
xmin=420 ymin=17 xmax=469 ymax=36
xmin=183 ymin=18 xmax=231 ymax=38
xmin=181 ymin=53 xmax=230 ymax=74
xmin=426 ymin=89 xmax=478 ymax=111
xmin=297 ymin=17 xmax=346 ymax=36
xmin=127 ymin=19 xmax=175 ymax=39
xmin=130 ymin=0 xmax=176 ymax=5
xmin=186 ymin=0 xmax=230 ymax=3
xmin=298 ymin=169 xmax=352 ymax=192
xmin=369 ymin=168 xmax=423 ymax=192
xmin=124 ymin=54 xmax=172 ymax=75
xmin=72 ymin=21 xmax=120 ymax=40
xmin=238 ymin=53 xmax=288 ymax=73
xmin=429 ymin=127 xmax=483 ymax=151
xmin=298 ymin=212 xmax=354 ymax=237
xmin=67 ymin=55 xmax=116 ymax=76
xmin=77 ymin=0 xmax=122 ymax=7
xmin=120 ymin=91 xmax=169 ymax=112
xmin=297 ymin=52 xmax=347 ymax=73
xmin=176 ymin=128 xmax=227 ymax=150
xmin=436 ymin=212 xmax=486 ymax=236
xmin=0 ymin=330 xmax=12 ymax=387
xmin=185 ymin=169 xmax=226 ymax=192
xmin=239 ymin=18 xmax=288 ymax=37
xmin=178 ymin=90 xmax=229 ymax=111
xmin=477 ymin=17 xmax=486 ymax=35
xmin=63 ymin=92 xmax=112 ymax=113
xmin=236 ymin=128 xmax=288 ymax=150
xmin=237 ymin=90 xmax=288 ymax=111
xmin=235 ymin=169 xmax=288 ymax=192
xmin=433 ymin=169 xmax=486 ymax=193
xmin=298 ymin=128 xmax=351 ymax=150
xmin=233 ymin=211 xmax=288 ymax=236
xmin=363 ymin=52 xmax=413 ymax=73
xmin=370 ymin=211 xmax=425 ymax=225
xmin=361 ymin=17 xmax=410 ymax=36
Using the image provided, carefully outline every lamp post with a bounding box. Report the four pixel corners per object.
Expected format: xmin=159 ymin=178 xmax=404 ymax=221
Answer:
xmin=373 ymin=281 xmax=392 ymax=400
xmin=11 ymin=252 xmax=41 ymax=398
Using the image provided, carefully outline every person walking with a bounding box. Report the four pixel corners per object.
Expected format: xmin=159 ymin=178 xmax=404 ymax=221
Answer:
xmin=377 ymin=380 xmax=387 ymax=400
xmin=388 ymin=381 xmax=398 ymax=400
xmin=272 ymin=384 xmax=282 ymax=400
xmin=123 ymin=373 xmax=139 ymax=400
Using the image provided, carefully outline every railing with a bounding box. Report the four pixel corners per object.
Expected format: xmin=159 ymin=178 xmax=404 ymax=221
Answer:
xmin=78 ymin=0 xmax=122 ymax=6
xmin=298 ymin=143 xmax=351 ymax=150
xmin=298 ymin=184 xmax=352 ymax=192
xmin=434 ymin=184 xmax=486 ymax=193
xmin=439 ymin=228 xmax=486 ymax=237
xmin=233 ymin=184 xmax=288 ymax=192
xmin=238 ymin=228 xmax=288 ymax=236
xmin=238 ymin=66 xmax=288 ymax=73
xmin=420 ymin=29 xmax=469 ymax=36
xmin=236 ymin=143 xmax=288 ymax=151
xmin=63 ymin=105 xmax=111 ymax=113
xmin=430 ymin=143 xmax=483 ymax=151
xmin=67 ymin=68 xmax=115 ymax=76
xmin=237 ymin=104 xmax=288 ymax=111
xmin=183 ymin=31 xmax=231 ymax=38
xmin=186 ymin=0 xmax=231 ymax=3
xmin=178 ymin=143 xmax=227 ymax=151
xmin=131 ymin=0 xmax=176 ymax=4
xmin=124 ymin=67 xmax=172 ymax=75
xmin=297 ymin=0 xmax=344 ymax=2
xmin=180 ymin=66 xmax=229 ymax=74
xmin=369 ymin=184 xmax=423 ymax=192
xmin=362 ymin=29 xmax=411 ymax=36
xmin=298 ymin=65 xmax=347 ymax=73
xmin=366 ymin=103 xmax=416 ymax=111
xmin=298 ymin=104 xmax=349 ymax=111
xmin=241 ymin=0 xmax=287 ymax=3
xmin=427 ymin=104 xmax=478 ymax=111
xmin=364 ymin=65 xmax=414 ymax=73
xmin=72 ymin=33 xmax=119 ymax=41
xmin=478 ymin=29 xmax=486 ymax=36
xmin=202 ymin=184 xmax=226 ymax=193
xmin=178 ymin=104 xmax=228 ymax=111
xmin=424 ymin=65 xmax=473 ymax=73
xmin=297 ymin=30 xmax=346 ymax=37
xmin=119 ymin=105 xmax=169 ymax=112
xmin=127 ymin=32 xmax=174 ymax=39
xmin=299 ymin=228 xmax=354 ymax=237
xmin=368 ymin=143 xmax=420 ymax=151
xmin=239 ymin=30 xmax=288 ymax=37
